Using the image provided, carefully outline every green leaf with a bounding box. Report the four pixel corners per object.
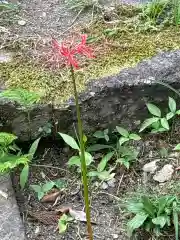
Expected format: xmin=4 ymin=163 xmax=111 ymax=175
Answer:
xmin=129 ymin=134 xmax=141 ymax=141
xmin=87 ymin=144 xmax=113 ymax=152
xmin=152 ymin=215 xmax=167 ymax=228
xmin=139 ymin=117 xmax=159 ymax=132
xmin=116 ymin=126 xmax=129 ymax=137
xmin=87 ymin=171 xmax=99 ymax=177
xmin=160 ymin=118 xmax=169 ymax=130
xmin=59 ymin=133 xmax=79 ymax=150
xmin=20 ymin=164 xmax=29 ymax=189
xmin=0 ymin=133 xmax=17 ymax=147
xmin=127 ymin=213 xmax=148 ymax=236
xmin=151 ymin=120 xmax=160 ymax=130
xmin=119 ymin=137 xmax=129 ymax=146
xmin=0 ymin=154 xmax=29 ymax=172
xmin=142 ymin=196 xmax=155 ymax=217
xmin=122 ymin=159 xmax=130 ymax=169
xmin=147 ymin=103 xmax=161 ymax=117
xmin=28 ymin=138 xmax=41 ymax=161
xmin=68 ymin=156 xmax=81 ymax=167
xmin=42 ymin=181 xmax=55 ymax=193
xmin=157 ymin=196 xmax=169 ymax=215
xmin=38 ymin=191 xmax=45 ymax=200
xmin=126 ymin=202 xmax=144 ymax=214
xmin=166 ymin=112 xmax=174 ymax=120
xmin=31 ymin=184 xmax=42 ymax=193
xmin=54 ymin=179 xmax=67 ymax=189
xmin=174 ymin=144 xmax=180 ymax=150
xmin=176 ymin=109 xmax=180 ymax=115
xmin=0 ymin=88 xmax=40 ymax=107
xmin=97 ymin=152 xmax=114 ymax=172
xmin=84 ymin=152 xmax=94 ymax=166
xmin=173 ymin=202 xmax=179 ymax=240
xmin=83 ymin=134 xmax=87 ymax=143
xmin=58 ymin=214 xmax=68 ymax=233
xmin=93 ymin=131 xmax=105 ymax=139
xmin=98 ymin=171 xmax=115 ymax=181
xmin=169 ymin=97 xmax=176 ymax=113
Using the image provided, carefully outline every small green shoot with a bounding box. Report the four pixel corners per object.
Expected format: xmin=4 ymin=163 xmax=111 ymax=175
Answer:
xmin=140 ymin=97 xmax=179 ymax=133
xmin=116 ymin=126 xmax=141 ymax=146
xmin=58 ymin=214 xmax=74 ymax=234
xmin=59 ymin=132 xmax=94 ymax=171
xmin=88 ymin=152 xmax=115 ymax=181
xmin=126 ymin=195 xmax=180 ymax=239
xmin=31 ymin=179 xmax=67 ymax=200
xmin=93 ymin=129 xmax=109 ymax=142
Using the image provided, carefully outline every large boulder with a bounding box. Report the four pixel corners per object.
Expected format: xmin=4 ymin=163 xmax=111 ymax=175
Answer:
xmin=1 ymin=50 xmax=180 ymax=141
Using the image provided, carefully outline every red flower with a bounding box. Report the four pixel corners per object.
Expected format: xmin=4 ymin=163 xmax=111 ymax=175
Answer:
xmin=75 ymin=35 xmax=94 ymax=58
xmin=51 ymin=35 xmax=94 ymax=69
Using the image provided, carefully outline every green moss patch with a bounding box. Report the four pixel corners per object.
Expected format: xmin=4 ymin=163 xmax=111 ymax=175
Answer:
xmin=2 ymin=25 xmax=180 ymax=103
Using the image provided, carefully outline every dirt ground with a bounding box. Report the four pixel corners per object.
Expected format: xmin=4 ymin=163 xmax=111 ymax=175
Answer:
xmin=12 ymin=130 xmax=180 ymax=240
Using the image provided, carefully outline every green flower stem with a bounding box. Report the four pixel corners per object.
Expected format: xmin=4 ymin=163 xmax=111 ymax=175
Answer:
xmin=70 ymin=65 xmax=93 ymax=240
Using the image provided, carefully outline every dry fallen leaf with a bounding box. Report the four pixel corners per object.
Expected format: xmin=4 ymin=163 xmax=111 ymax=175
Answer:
xmin=28 ymin=210 xmax=60 ymax=225
xmin=69 ymin=208 xmax=87 ymax=222
xmin=41 ymin=189 xmax=61 ymax=203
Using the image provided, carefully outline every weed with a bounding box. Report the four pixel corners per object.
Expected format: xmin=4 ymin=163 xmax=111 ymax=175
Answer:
xmin=31 ymin=179 xmax=66 ymax=201
xmin=58 ymin=213 xmax=74 ymax=233
xmin=125 ymin=195 xmax=180 ymax=239
xmin=0 ymin=88 xmax=41 ymax=139
xmin=0 ymin=132 xmax=28 ymax=172
xmin=139 ymin=97 xmax=180 ymax=133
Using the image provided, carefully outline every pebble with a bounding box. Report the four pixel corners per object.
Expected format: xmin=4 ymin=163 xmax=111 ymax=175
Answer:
xmin=112 ymin=233 xmax=119 ymax=239
xmin=153 ymin=164 xmax=174 ymax=183
xmin=143 ymin=160 xmax=159 ymax=173
xmin=107 ymin=178 xmax=116 ymax=187
xmin=18 ymin=20 xmax=26 ymax=26
xmin=100 ymin=182 xmax=108 ymax=190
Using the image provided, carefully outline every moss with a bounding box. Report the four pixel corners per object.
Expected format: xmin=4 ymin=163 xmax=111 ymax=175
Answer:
xmin=2 ymin=24 xmax=180 ymax=104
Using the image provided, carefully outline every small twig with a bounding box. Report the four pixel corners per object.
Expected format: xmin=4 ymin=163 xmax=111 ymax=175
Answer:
xmin=31 ymin=164 xmax=70 ymax=173
xmin=116 ymin=172 xmax=124 ymax=195
xmin=97 ymin=191 xmax=121 ymax=201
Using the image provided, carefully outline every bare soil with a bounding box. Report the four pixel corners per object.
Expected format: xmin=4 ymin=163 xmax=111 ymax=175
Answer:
xmin=12 ymin=131 xmax=180 ymax=240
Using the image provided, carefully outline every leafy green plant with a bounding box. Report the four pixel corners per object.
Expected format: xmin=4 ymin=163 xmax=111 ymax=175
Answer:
xmin=116 ymin=126 xmax=141 ymax=146
xmin=140 ymin=97 xmax=180 ymax=133
xmin=31 ymin=179 xmax=66 ymax=200
xmin=58 ymin=214 xmax=74 ymax=233
xmin=116 ymin=146 xmax=139 ymax=169
xmin=93 ymin=129 xmax=109 ymax=142
xmin=0 ymin=132 xmax=28 ymax=173
xmin=173 ymin=0 xmax=180 ymax=27
xmin=0 ymin=88 xmax=41 ymax=139
xmin=126 ymin=195 xmax=180 ymax=239
xmin=59 ymin=133 xmax=94 ymax=171
xmin=19 ymin=137 xmax=41 ymax=189
xmin=88 ymin=152 xmax=115 ymax=181
xmin=141 ymin=0 xmax=169 ymax=24
xmin=88 ymin=127 xmax=140 ymax=170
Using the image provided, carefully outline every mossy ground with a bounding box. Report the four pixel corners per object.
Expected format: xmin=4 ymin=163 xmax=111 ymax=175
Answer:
xmin=1 ymin=10 xmax=180 ymax=103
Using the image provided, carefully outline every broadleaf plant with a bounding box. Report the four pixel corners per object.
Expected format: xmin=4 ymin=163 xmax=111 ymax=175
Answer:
xmin=140 ymin=97 xmax=180 ymax=133
xmin=126 ymin=195 xmax=180 ymax=239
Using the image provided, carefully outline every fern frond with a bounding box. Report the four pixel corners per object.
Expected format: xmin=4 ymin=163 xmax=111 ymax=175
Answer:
xmin=0 ymin=154 xmax=29 ymax=172
xmin=0 ymin=132 xmax=17 ymax=147
xmin=0 ymin=88 xmax=40 ymax=107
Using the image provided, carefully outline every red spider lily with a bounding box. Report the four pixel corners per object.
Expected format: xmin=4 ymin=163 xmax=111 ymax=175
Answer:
xmin=52 ymin=35 xmax=94 ymax=69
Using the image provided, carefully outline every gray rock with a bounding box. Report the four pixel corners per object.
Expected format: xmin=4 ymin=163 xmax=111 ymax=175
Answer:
xmin=0 ymin=174 xmax=26 ymax=240
xmin=0 ymin=51 xmax=13 ymax=63
xmin=107 ymin=178 xmax=116 ymax=187
xmin=153 ymin=164 xmax=174 ymax=183
xmin=143 ymin=160 xmax=159 ymax=173
xmin=2 ymin=50 xmax=180 ymax=141
xmin=100 ymin=182 xmax=109 ymax=190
